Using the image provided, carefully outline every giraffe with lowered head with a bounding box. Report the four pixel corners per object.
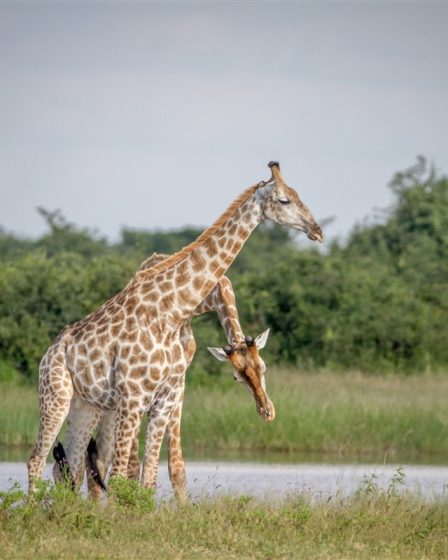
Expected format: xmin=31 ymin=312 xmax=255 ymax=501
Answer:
xmin=28 ymin=161 xmax=323 ymax=493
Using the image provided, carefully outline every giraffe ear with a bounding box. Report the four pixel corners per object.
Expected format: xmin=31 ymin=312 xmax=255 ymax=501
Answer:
xmin=254 ymin=328 xmax=270 ymax=350
xmin=207 ymin=347 xmax=230 ymax=362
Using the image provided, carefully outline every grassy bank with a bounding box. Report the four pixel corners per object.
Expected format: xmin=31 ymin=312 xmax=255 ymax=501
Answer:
xmin=1 ymin=479 xmax=447 ymax=559
xmin=1 ymin=370 xmax=448 ymax=458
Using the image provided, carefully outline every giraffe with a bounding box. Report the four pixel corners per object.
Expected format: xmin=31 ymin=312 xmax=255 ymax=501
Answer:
xmin=54 ymin=253 xmax=273 ymax=501
xmin=81 ymin=254 xmax=271 ymax=501
xmin=28 ymin=161 xmax=323 ymax=493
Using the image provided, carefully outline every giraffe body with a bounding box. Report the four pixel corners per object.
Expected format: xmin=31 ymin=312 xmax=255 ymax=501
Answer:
xmin=29 ymin=162 xmax=322 ymax=493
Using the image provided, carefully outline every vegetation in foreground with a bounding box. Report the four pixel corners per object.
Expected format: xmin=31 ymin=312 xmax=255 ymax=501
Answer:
xmin=1 ymin=370 xmax=448 ymax=460
xmin=0 ymin=476 xmax=447 ymax=559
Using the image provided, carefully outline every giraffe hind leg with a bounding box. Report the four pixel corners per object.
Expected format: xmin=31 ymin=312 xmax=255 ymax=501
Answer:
xmin=86 ymin=437 xmax=107 ymax=492
xmin=51 ymin=396 xmax=102 ymax=491
xmin=86 ymin=415 xmax=140 ymax=498
xmin=87 ymin=410 xmax=115 ymax=499
xmin=52 ymin=441 xmax=75 ymax=490
xmin=27 ymin=360 xmax=73 ymax=493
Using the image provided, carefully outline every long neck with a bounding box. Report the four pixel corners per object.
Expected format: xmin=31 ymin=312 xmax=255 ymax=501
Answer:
xmin=138 ymin=186 xmax=263 ymax=324
xmin=192 ymin=276 xmax=244 ymax=344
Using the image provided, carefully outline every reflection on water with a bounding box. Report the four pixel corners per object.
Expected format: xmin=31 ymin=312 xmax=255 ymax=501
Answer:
xmin=181 ymin=446 xmax=448 ymax=467
xmin=0 ymin=446 xmax=33 ymax=463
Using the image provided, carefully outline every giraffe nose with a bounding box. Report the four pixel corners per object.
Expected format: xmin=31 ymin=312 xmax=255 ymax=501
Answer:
xmin=310 ymin=225 xmax=324 ymax=243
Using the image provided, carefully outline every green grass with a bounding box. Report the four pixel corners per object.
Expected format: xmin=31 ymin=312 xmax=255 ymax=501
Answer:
xmin=182 ymin=369 xmax=448 ymax=459
xmin=1 ymin=478 xmax=447 ymax=559
xmin=0 ymin=382 xmax=42 ymax=446
xmin=1 ymin=370 xmax=448 ymax=459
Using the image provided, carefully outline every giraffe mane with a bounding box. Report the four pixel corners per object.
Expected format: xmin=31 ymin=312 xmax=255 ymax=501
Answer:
xmin=136 ymin=184 xmax=259 ymax=281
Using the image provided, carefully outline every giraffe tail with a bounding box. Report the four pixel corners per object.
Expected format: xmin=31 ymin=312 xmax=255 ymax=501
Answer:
xmin=86 ymin=437 xmax=107 ymax=492
xmin=52 ymin=441 xmax=75 ymax=490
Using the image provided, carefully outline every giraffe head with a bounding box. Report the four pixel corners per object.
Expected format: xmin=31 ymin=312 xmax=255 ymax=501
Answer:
xmin=258 ymin=161 xmax=323 ymax=242
xmin=207 ymin=329 xmax=275 ymax=422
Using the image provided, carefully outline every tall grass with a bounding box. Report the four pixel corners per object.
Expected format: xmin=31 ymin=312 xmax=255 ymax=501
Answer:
xmin=0 ymin=382 xmax=40 ymax=446
xmin=1 ymin=478 xmax=448 ymax=559
xmin=1 ymin=370 xmax=448 ymax=458
xmin=183 ymin=369 xmax=448 ymax=459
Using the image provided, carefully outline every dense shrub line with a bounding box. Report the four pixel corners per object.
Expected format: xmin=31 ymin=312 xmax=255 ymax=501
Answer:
xmin=1 ymin=157 xmax=447 ymax=380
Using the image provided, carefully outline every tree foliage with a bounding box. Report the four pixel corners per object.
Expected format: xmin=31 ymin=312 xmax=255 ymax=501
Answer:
xmin=1 ymin=157 xmax=447 ymax=379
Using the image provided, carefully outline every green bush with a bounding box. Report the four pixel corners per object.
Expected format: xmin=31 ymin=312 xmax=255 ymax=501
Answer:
xmin=108 ymin=477 xmax=155 ymax=513
xmin=0 ymin=361 xmax=21 ymax=384
xmin=1 ymin=157 xmax=447 ymax=377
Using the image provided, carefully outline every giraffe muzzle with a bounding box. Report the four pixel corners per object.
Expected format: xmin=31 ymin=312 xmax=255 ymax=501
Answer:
xmin=307 ymin=225 xmax=324 ymax=243
xmin=257 ymin=399 xmax=276 ymax=422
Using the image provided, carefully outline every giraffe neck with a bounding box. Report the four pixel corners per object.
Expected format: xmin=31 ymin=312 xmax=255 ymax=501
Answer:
xmin=213 ymin=277 xmax=244 ymax=344
xmin=193 ymin=277 xmax=244 ymax=344
xmin=138 ymin=186 xmax=266 ymax=324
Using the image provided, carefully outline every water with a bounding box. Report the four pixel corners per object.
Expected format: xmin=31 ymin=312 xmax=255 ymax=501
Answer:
xmin=1 ymin=458 xmax=447 ymax=501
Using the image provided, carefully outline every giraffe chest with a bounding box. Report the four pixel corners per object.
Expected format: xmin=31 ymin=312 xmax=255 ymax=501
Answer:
xmin=118 ymin=336 xmax=188 ymax=402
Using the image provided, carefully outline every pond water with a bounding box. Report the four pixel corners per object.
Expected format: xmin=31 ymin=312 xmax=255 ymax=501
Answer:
xmin=1 ymin=452 xmax=447 ymax=501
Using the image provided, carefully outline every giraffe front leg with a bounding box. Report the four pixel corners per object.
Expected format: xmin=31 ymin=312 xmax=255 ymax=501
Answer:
xmin=166 ymin=327 xmax=193 ymax=503
xmin=110 ymin=401 xmax=142 ymax=480
xmin=127 ymin=433 xmax=141 ymax=481
xmin=167 ymin=396 xmax=187 ymax=503
xmin=140 ymin=411 xmax=168 ymax=491
xmin=140 ymin=385 xmax=184 ymax=495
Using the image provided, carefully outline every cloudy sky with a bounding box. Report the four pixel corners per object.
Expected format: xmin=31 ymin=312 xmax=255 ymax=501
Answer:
xmin=1 ymin=2 xmax=447 ymax=244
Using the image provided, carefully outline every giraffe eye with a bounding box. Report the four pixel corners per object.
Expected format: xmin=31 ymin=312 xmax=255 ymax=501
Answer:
xmin=278 ymin=198 xmax=290 ymax=205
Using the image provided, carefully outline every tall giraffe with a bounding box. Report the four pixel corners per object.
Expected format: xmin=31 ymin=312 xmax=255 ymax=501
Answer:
xmin=55 ymin=254 xmax=272 ymax=502
xmin=28 ymin=161 xmax=322 ymax=492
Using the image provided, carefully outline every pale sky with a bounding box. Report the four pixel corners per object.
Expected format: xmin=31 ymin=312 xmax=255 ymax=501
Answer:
xmin=1 ymin=2 xmax=447 ymax=244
